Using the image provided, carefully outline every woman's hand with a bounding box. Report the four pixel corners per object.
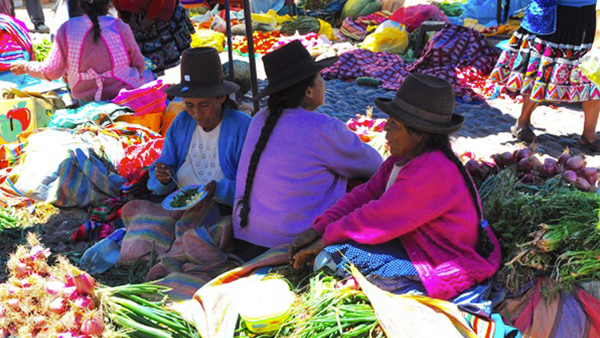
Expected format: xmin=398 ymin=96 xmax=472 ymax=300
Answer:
xmin=154 ymin=162 xmax=173 ymax=185
xmin=291 ymin=239 xmax=326 ymax=270
xmin=194 ymin=180 xmax=217 ymax=210
xmin=10 ymin=61 xmax=27 ymax=76
xmin=289 ymin=228 xmax=320 ymax=262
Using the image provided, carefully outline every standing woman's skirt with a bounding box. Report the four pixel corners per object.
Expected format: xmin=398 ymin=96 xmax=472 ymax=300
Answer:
xmin=489 ymin=5 xmax=600 ymax=103
xmin=128 ymin=4 xmax=194 ymax=76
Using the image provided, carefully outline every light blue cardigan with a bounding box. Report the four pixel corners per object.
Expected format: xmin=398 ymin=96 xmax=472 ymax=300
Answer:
xmin=148 ymin=107 xmax=252 ymax=205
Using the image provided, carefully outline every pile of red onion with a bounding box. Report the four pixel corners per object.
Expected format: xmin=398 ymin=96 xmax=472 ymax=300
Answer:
xmin=464 ymin=149 xmax=599 ymax=192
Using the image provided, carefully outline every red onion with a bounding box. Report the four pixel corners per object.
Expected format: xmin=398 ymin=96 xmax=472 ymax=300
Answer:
xmin=575 ymin=177 xmax=592 ymax=192
xmin=492 ymin=154 xmax=505 ymax=168
xmin=516 ymin=148 xmax=533 ymax=162
xmin=518 ymin=157 xmax=534 ymax=172
xmin=522 ymin=172 xmax=535 ymax=183
xmin=540 ymin=158 xmax=559 ymax=177
xmin=82 ymin=314 xmax=105 ymax=336
xmin=557 ymin=152 xmax=571 ymax=168
xmin=566 ymin=155 xmax=586 ymax=171
xmin=465 ymin=160 xmax=482 ymax=178
xmin=563 ymin=170 xmax=577 ymax=184
xmin=501 ymin=151 xmax=516 ymax=165
xmin=578 ymin=167 xmax=599 ymax=186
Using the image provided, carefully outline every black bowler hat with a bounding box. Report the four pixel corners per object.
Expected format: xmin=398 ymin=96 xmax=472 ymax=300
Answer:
xmin=254 ymin=40 xmax=338 ymax=100
xmin=375 ymin=73 xmax=464 ymax=134
xmin=165 ymin=47 xmax=240 ymax=98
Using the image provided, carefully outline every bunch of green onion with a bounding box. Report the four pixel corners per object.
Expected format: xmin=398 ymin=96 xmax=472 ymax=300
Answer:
xmin=99 ymin=283 xmax=200 ymax=338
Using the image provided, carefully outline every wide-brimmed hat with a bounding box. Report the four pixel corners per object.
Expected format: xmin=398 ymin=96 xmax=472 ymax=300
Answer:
xmin=165 ymin=47 xmax=240 ymax=98
xmin=254 ymin=40 xmax=338 ymax=100
xmin=375 ymin=73 xmax=464 ymax=134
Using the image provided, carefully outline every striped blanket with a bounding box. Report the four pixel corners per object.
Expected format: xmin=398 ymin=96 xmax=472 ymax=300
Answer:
xmin=0 ymin=14 xmax=32 ymax=72
xmin=499 ymin=277 xmax=600 ymax=338
xmin=119 ymin=199 xmax=244 ymax=301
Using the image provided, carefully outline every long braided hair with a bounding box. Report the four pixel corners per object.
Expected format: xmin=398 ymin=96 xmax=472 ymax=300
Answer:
xmin=237 ymin=74 xmax=318 ymax=228
xmin=79 ymin=0 xmax=109 ymax=44
xmin=405 ymin=125 xmax=495 ymax=258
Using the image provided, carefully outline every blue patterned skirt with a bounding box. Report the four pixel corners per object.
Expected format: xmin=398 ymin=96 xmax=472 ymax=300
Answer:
xmin=314 ymin=240 xmax=426 ymax=295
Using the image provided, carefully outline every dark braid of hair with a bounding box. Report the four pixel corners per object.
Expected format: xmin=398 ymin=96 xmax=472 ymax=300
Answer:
xmin=237 ymin=75 xmax=317 ymax=228
xmin=406 ymin=127 xmax=495 ymax=258
xmin=79 ymin=0 xmax=109 ymax=43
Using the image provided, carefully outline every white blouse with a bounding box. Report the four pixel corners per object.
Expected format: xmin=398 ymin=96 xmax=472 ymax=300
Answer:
xmin=176 ymin=123 xmax=225 ymax=188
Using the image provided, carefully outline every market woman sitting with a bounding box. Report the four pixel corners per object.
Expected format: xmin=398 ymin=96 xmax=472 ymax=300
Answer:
xmin=232 ymin=41 xmax=383 ymax=261
xmin=290 ymin=74 xmax=501 ymax=300
xmin=118 ymin=48 xmax=251 ymax=282
xmin=10 ymin=0 xmax=146 ymax=103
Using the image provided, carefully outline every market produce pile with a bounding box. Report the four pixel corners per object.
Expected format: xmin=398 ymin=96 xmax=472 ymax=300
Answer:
xmin=235 ymin=273 xmax=383 ymax=338
xmin=465 ymin=150 xmax=600 ymax=294
xmin=32 ymin=40 xmax=53 ymax=62
xmin=0 ymin=235 xmax=200 ymax=338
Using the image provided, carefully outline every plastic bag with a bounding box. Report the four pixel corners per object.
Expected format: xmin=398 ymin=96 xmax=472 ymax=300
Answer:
xmin=361 ymin=25 xmax=409 ymax=54
xmin=210 ymin=14 xmax=227 ymax=33
xmin=191 ymin=29 xmax=226 ymax=52
xmin=459 ymin=0 xmax=498 ymax=27
xmin=390 ymin=4 xmax=449 ymax=33
xmin=580 ymin=48 xmax=600 ymax=87
xmin=318 ymin=19 xmax=335 ymax=40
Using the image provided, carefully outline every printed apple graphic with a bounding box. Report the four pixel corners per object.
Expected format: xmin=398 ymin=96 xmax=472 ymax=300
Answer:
xmin=6 ymin=102 xmax=31 ymax=131
xmin=0 ymin=115 xmax=23 ymax=143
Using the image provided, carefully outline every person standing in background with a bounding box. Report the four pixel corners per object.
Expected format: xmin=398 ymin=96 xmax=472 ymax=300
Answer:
xmin=489 ymin=0 xmax=600 ymax=151
xmin=112 ymin=0 xmax=193 ymax=76
xmin=25 ymin=0 xmax=50 ymax=32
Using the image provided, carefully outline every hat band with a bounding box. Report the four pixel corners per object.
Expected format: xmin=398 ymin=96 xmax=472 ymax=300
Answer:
xmin=392 ymin=96 xmax=451 ymax=124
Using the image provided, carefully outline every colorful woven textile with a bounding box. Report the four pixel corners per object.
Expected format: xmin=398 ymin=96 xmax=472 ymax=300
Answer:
xmin=489 ymin=30 xmax=600 ymax=103
xmin=325 ymin=24 xmax=498 ymax=100
xmin=118 ymin=138 xmax=163 ymax=182
xmin=340 ymin=11 xmax=390 ymax=41
xmin=0 ymin=142 xmax=26 ymax=169
xmin=119 ymin=200 xmax=241 ymax=301
xmin=499 ymin=277 xmax=600 ymax=338
xmin=0 ymin=14 xmax=32 ymax=72
xmin=111 ymin=79 xmax=168 ymax=116
xmin=322 ymin=48 xmax=411 ymax=89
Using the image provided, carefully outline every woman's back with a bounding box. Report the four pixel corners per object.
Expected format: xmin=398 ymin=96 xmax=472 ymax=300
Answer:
xmin=233 ymin=107 xmax=382 ymax=248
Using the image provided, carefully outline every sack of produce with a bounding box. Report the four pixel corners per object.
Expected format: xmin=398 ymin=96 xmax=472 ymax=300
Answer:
xmin=361 ymin=25 xmax=409 ymax=54
xmin=341 ymin=0 xmax=382 ymax=21
xmin=280 ymin=16 xmax=321 ymax=35
xmin=191 ymin=29 xmax=226 ymax=52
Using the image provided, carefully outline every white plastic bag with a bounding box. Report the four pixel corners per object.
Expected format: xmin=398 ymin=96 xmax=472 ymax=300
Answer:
xmin=580 ymin=48 xmax=600 ymax=87
xmin=210 ymin=15 xmax=227 ymax=33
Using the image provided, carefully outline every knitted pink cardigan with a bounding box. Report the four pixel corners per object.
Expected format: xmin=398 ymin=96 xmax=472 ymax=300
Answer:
xmin=312 ymin=151 xmax=501 ymax=300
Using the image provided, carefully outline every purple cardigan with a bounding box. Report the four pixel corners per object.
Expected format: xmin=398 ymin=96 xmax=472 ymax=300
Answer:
xmin=312 ymin=151 xmax=501 ymax=300
xmin=233 ymin=107 xmax=383 ymax=248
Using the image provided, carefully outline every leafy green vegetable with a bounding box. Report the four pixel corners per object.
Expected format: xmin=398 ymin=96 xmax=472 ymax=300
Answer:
xmin=170 ymin=187 xmax=205 ymax=208
xmin=33 ymin=39 xmax=53 ymax=62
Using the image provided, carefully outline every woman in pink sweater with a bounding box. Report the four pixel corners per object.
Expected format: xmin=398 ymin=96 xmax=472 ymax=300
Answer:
xmin=10 ymin=0 xmax=145 ymax=103
xmin=290 ymin=74 xmax=501 ymax=301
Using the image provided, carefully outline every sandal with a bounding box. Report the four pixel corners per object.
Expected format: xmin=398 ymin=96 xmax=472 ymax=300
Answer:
xmin=510 ymin=125 xmax=536 ymax=144
xmin=578 ymin=137 xmax=600 ymax=153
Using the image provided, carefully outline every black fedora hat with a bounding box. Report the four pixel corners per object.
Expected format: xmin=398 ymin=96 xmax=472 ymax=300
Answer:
xmin=375 ymin=73 xmax=464 ymax=134
xmin=165 ymin=47 xmax=240 ymax=98
xmin=254 ymin=40 xmax=338 ymax=100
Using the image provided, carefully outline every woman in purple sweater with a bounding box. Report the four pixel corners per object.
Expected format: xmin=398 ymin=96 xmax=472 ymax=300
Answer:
xmin=290 ymin=73 xmax=501 ymax=301
xmin=232 ymin=41 xmax=382 ymax=260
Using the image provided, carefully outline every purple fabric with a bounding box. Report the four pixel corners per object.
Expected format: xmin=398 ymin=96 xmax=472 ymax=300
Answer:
xmin=232 ymin=107 xmax=383 ymax=248
xmin=323 ymin=24 xmax=498 ymax=99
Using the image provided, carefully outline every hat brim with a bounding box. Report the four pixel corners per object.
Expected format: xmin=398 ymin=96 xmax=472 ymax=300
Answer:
xmin=165 ymin=80 xmax=240 ymax=98
xmin=375 ymin=97 xmax=465 ymax=134
xmin=253 ymin=56 xmax=339 ymax=101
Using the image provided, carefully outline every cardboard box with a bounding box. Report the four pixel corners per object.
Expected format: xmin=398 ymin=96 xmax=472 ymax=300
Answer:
xmin=0 ymin=91 xmax=65 ymax=144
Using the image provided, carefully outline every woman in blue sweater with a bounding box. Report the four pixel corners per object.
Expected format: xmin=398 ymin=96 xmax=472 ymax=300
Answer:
xmin=490 ymin=0 xmax=600 ymax=151
xmin=118 ymin=48 xmax=251 ymax=289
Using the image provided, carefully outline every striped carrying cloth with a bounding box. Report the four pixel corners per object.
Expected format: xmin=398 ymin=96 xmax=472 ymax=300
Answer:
xmin=111 ymin=79 xmax=168 ymax=116
xmin=340 ymin=11 xmax=390 ymax=41
xmin=119 ymin=200 xmax=243 ymax=301
xmin=0 ymin=14 xmax=32 ymax=72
